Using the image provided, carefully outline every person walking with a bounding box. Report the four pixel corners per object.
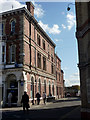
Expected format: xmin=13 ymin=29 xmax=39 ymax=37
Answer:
xmin=42 ymin=92 xmax=46 ymax=104
xmin=8 ymin=92 xmax=12 ymax=107
xmin=21 ymin=91 xmax=30 ymax=112
xmin=36 ymin=92 xmax=41 ymax=105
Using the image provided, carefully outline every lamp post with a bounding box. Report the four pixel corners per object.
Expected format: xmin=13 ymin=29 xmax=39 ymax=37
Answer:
xmin=67 ymin=3 xmax=75 ymax=11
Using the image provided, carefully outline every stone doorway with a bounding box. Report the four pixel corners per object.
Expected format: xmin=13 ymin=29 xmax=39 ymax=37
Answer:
xmin=6 ymin=74 xmax=18 ymax=104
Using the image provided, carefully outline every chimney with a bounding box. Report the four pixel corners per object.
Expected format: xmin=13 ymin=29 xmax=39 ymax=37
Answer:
xmin=26 ymin=2 xmax=34 ymax=16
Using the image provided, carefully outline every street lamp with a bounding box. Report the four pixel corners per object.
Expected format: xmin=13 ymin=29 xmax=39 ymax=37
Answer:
xmin=67 ymin=3 xmax=75 ymax=11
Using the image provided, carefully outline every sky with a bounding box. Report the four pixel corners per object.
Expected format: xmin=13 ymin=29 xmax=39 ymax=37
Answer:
xmin=0 ymin=0 xmax=80 ymax=87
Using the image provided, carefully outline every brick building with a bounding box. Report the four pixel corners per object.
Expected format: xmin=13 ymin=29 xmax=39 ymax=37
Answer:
xmin=75 ymin=2 xmax=90 ymax=119
xmin=0 ymin=2 xmax=64 ymax=106
xmin=55 ymin=54 xmax=64 ymax=99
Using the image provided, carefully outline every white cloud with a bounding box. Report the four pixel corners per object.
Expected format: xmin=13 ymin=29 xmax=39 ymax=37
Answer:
xmin=0 ymin=0 xmax=44 ymax=18
xmin=0 ymin=0 xmax=25 ymax=13
xmin=65 ymin=72 xmax=80 ymax=87
xmin=66 ymin=12 xmax=76 ymax=30
xmin=39 ymin=20 xmax=61 ymax=35
xmin=55 ymin=39 xmax=59 ymax=42
xmin=62 ymin=24 xmax=66 ymax=29
xmin=55 ymin=39 xmax=63 ymax=42
xmin=34 ymin=2 xmax=44 ymax=18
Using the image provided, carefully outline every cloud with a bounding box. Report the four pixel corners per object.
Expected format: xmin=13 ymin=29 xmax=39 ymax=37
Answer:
xmin=62 ymin=24 xmax=66 ymax=29
xmin=0 ymin=0 xmax=44 ymax=18
xmin=0 ymin=0 xmax=25 ymax=13
xmin=39 ymin=20 xmax=61 ymax=35
xmin=65 ymin=72 xmax=80 ymax=87
xmin=34 ymin=2 xmax=44 ymax=18
xmin=66 ymin=12 xmax=76 ymax=30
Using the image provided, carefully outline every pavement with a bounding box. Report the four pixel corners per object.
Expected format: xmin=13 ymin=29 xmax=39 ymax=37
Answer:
xmin=0 ymin=97 xmax=81 ymax=120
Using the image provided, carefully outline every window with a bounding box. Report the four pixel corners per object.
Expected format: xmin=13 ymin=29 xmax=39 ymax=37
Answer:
xmin=52 ymin=83 xmax=54 ymax=96
xmin=51 ymin=63 xmax=54 ymax=74
xmin=11 ymin=20 xmax=15 ymax=33
xmin=31 ymin=77 xmax=34 ymax=99
xmin=37 ymin=53 xmax=41 ymax=68
xmin=2 ymin=46 xmax=5 ymax=62
xmin=49 ymin=81 xmax=51 ymax=96
xmin=2 ymin=23 xmax=3 ymax=35
xmin=44 ymin=80 xmax=46 ymax=93
xmin=56 ymin=71 xmax=57 ymax=80
xmin=43 ymin=56 xmax=46 ymax=70
xmin=9 ymin=45 xmax=16 ymax=63
xmin=48 ymin=45 xmax=50 ymax=59
xmin=43 ymin=40 xmax=45 ymax=50
xmin=48 ymin=52 xmax=50 ymax=59
xmin=38 ymin=79 xmax=41 ymax=94
xmin=0 ymin=23 xmax=2 ymax=36
xmin=37 ymin=34 xmax=40 ymax=46
xmin=51 ymin=54 xmax=53 ymax=62
xmin=59 ymin=73 xmax=60 ymax=81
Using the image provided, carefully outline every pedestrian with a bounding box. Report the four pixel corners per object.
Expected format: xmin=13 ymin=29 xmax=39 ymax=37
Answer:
xmin=8 ymin=92 xmax=12 ymax=107
xmin=42 ymin=92 xmax=46 ymax=104
xmin=21 ymin=91 xmax=30 ymax=112
xmin=36 ymin=92 xmax=41 ymax=105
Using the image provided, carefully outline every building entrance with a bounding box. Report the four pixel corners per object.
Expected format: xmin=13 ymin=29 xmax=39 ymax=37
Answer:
xmin=6 ymin=74 xmax=18 ymax=104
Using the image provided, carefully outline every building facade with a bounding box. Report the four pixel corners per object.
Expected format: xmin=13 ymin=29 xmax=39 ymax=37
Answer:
xmin=55 ymin=54 xmax=64 ymax=99
xmin=1 ymin=2 xmax=64 ymax=106
xmin=75 ymin=2 xmax=90 ymax=119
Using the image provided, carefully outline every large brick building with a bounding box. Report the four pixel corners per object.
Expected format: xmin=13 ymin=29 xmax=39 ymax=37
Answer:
xmin=0 ymin=2 xmax=64 ymax=106
xmin=75 ymin=2 xmax=90 ymax=119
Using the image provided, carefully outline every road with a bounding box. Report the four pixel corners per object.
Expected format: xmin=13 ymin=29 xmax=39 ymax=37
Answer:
xmin=1 ymin=97 xmax=81 ymax=120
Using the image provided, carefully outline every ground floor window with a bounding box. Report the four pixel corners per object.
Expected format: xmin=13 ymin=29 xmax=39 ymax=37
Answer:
xmin=31 ymin=77 xmax=34 ymax=99
xmin=38 ymin=79 xmax=41 ymax=94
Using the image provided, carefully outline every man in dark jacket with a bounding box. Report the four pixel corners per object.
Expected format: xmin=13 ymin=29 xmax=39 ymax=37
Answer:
xmin=36 ymin=92 xmax=41 ymax=105
xmin=21 ymin=91 xmax=29 ymax=111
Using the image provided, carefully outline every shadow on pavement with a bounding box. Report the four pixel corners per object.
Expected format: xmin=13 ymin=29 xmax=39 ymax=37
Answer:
xmin=2 ymin=105 xmax=81 ymax=120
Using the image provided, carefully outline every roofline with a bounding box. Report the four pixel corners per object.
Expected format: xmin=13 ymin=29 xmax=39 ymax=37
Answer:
xmin=1 ymin=7 xmax=56 ymax=47
xmin=55 ymin=53 xmax=61 ymax=62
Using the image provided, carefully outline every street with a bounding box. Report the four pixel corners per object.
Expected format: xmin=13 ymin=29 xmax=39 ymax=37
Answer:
xmin=1 ymin=97 xmax=81 ymax=120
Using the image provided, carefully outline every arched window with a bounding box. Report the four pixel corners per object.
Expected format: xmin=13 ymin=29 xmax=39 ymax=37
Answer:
xmin=49 ymin=81 xmax=51 ymax=96
xmin=44 ymin=80 xmax=46 ymax=93
xmin=38 ymin=79 xmax=41 ymax=94
xmin=31 ymin=77 xmax=34 ymax=99
xmin=11 ymin=20 xmax=15 ymax=33
xmin=52 ymin=82 xmax=54 ymax=96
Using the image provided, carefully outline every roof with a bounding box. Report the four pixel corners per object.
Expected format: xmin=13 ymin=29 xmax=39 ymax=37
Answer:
xmin=2 ymin=7 xmax=56 ymax=47
xmin=55 ymin=53 xmax=61 ymax=62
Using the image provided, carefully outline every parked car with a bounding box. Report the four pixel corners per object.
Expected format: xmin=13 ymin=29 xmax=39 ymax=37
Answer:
xmin=66 ymin=93 xmax=71 ymax=97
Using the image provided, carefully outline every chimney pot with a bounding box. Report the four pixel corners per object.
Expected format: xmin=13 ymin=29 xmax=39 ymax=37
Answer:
xmin=26 ymin=2 xmax=34 ymax=16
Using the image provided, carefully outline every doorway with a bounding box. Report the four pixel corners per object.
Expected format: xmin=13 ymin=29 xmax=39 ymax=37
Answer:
xmin=6 ymin=74 xmax=18 ymax=104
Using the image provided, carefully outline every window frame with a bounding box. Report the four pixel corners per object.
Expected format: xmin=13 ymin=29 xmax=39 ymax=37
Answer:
xmin=11 ymin=20 xmax=15 ymax=33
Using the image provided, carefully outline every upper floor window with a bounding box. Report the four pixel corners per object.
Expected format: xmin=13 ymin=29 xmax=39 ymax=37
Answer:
xmin=0 ymin=23 xmax=3 ymax=36
xmin=59 ymin=73 xmax=60 ymax=81
xmin=11 ymin=20 xmax=15 ymax=33
xmin=51 ymin=54 xmax=53 ymax=62
xmin=48 ymin=44 xmax=50 ymax=59
xmin=2 ymin=46 xmax=5 ymax=62
xmin=43 ymin=40 xmax=45 ymax=50
xmin=37 ymin=52 xmax=41 ymax=68
xmin=43 ymin=56 xmax=46 ymax=70
xmin=56 ymin=71 xmax=57 ymax=80
xmin=37 ymin=34 xmax=40 ymax=46
xmin=48 ymin=52 xmax=50 ymax=60
xmin=51 ymin=63 xmax=54 ymax=74
xmin=9 ymin=45 xmax=16 ymax=63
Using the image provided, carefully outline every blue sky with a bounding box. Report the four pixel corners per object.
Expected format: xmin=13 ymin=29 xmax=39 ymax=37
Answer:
xmin=0 ymin=0 xmax=80 ymax=87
